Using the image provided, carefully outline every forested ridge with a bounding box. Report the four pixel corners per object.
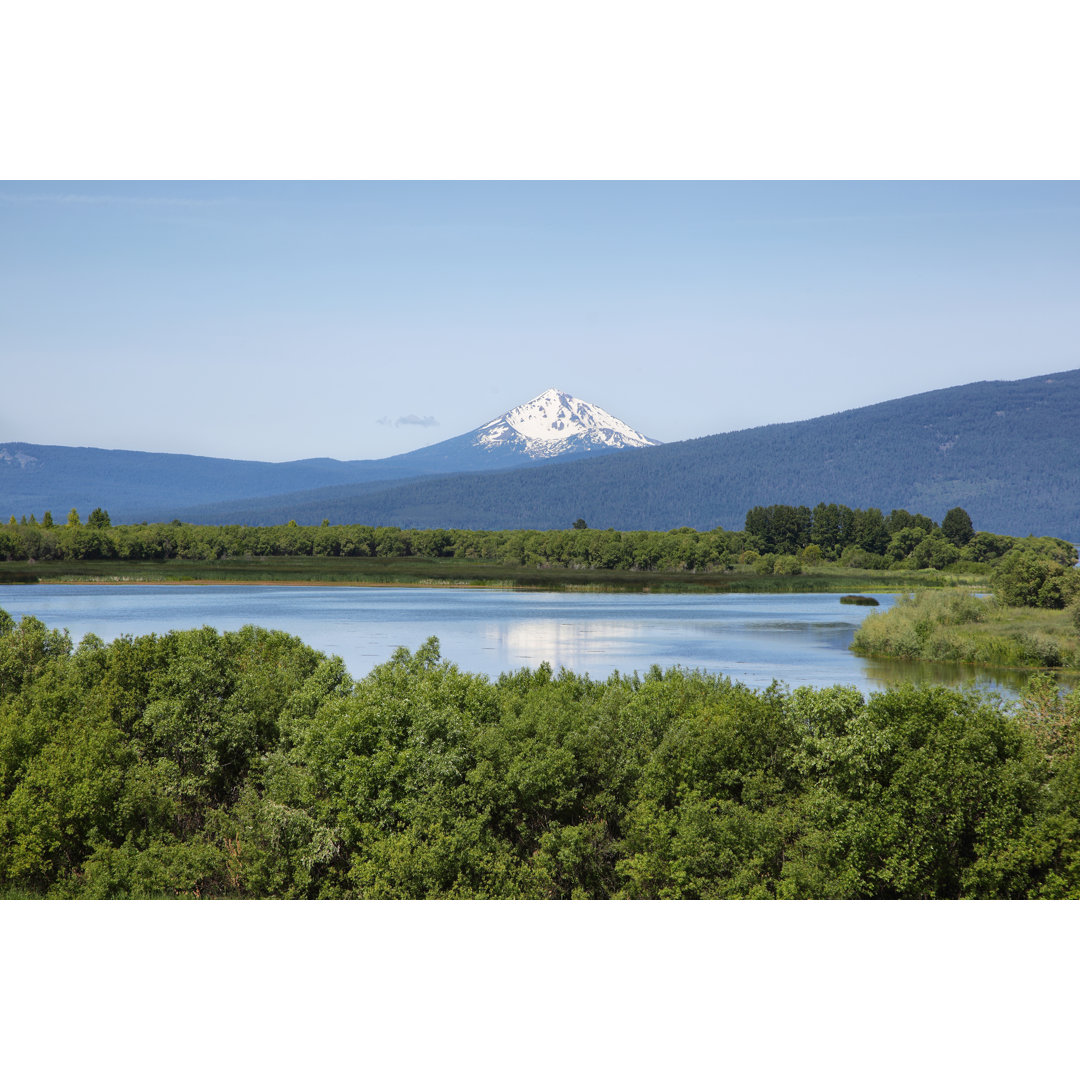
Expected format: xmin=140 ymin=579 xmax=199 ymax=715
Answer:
xmin=163 ymin=368 xmax=1080 ymax=538
xmin=3 ymin=610 xmax=1079 ymax=899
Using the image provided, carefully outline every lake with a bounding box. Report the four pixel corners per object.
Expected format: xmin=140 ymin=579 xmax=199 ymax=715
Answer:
xmin=0 ymin=583 xmax=1035 ymax=696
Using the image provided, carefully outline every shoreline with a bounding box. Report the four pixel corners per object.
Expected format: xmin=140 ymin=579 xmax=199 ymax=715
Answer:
xmin=19 ymin=577 xmax=555 ymax=590
xmin=855 ymin=645 xmax=1080 ymax=677
xmin=1 ymin=559 xmax=983 ymax=595
xmin=4 ymin=575 xmax=931 ymax=594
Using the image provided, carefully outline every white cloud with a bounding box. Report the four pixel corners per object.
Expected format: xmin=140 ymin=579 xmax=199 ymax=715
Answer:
xmin=376 ymin=414 xmax=439 ymax=428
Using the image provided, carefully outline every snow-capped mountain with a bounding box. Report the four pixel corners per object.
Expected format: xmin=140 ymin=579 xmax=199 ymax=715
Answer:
xmin=474 ymin=388 xmax=660 ymax=459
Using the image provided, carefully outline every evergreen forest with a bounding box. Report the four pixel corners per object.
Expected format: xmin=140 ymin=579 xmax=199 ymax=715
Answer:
xmin=149 ymin=369 xmax=1080 ymax=538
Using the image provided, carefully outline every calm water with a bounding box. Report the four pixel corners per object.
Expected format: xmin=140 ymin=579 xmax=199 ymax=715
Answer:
xmin=0 ymin=583 xmax=1034 ymax=696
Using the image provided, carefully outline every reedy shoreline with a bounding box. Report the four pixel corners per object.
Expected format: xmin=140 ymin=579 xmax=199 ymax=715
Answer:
xmin=852 ymin=589 xmax=1080 ymax=673
xmin=0 ymin=556 xmax=986 ymax=593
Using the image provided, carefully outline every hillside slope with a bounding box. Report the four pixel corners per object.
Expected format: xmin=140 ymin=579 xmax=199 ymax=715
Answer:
xmin=167 ymin=369 xmax=1080 ymax=538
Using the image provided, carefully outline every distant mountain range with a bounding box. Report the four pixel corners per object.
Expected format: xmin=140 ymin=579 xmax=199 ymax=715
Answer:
xmin=0 ymin=388 xmax=657 ymax=523
xmin=3 ymin=372 xmax=1079 ymax=539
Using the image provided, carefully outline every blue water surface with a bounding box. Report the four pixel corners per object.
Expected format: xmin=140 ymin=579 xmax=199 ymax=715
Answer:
xmin=0 ymin=583 xmax=1022 ymax=696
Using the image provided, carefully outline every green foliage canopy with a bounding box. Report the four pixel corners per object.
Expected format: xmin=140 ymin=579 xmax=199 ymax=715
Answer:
xmin=3 ymin=609 xmax=1079 ymax=899
xmin=993 ymin=551 xmax=1080 ymax=609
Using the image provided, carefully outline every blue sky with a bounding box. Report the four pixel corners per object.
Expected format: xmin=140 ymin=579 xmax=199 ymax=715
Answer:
xmin=2 ymin=180 xmax=1078 ymax=462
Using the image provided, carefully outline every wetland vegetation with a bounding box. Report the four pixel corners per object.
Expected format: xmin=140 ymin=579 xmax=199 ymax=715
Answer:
xmin=0 ymin=554 xmax=986 ymax=594
xmin=853 ymin=591 xmax=1080 ymax=671
xmin=853 ymin=546 xmax=1080 ymax=674
xmin=1 ymin=501 xmax=1067 ymax=595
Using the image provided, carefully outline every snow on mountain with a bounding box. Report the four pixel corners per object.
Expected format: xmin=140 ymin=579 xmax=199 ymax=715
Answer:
xmin=474 ymin=389 xmax=660 ymax=459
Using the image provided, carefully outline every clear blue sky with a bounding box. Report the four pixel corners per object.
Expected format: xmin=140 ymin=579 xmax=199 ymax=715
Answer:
xmin=2 ymin=180 xmax=1077 ymax=462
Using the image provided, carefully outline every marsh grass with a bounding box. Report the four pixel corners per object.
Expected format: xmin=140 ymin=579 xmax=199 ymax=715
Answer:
xmin=0 ymin=557 xmax=989 ymax=594
xmin=852 ymin=589 xmax=1080 ymax=670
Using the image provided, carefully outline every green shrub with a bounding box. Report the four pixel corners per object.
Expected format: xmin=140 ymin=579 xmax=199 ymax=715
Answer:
xmin=839 ymin=545 xmax=889 ymax=570
xmin=4 ymin=612 xmax=1080 ymax=900
xmin=910 ymin=535 xmax=962 ymax=570
xmin=1010 ymin=632 xmax=1063 ymax=668
xmin=993 ymin=551 xmax=1080 ymax=609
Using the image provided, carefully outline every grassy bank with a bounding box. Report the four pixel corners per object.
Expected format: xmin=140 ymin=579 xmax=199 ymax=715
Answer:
xmin=0 ymin=556 xmax=988 ymax=593
xmin=851 ymin=589 xmax=1080 ymax=671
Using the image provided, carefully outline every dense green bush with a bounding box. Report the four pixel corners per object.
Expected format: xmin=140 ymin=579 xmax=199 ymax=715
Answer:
xmin=910 ymin=535 xmax=962 ymax=570
xmin=838 ymin=545 xmax=890 ymax=570
xmin=993 ymin=551 xmax=1080 ymax=609
xmin=2 ymin=608 xmax=1079 ymax=899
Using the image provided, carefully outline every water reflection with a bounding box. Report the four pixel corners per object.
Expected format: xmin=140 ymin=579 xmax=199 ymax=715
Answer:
xmin=859 ymin=655 xmax=1077 ymax=695
xmin=486 ymin=618 xmax=661 ymax=671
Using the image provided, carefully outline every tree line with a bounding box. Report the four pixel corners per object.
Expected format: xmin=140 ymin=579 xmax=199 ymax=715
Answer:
xmin=742 ymin=502 xmax=1076 ymax=571
xmin=0 ymin=513 xmax=741 ymax=571
xmin=2 ymin=611 xmax=1078 ymax=899
xmin=1 ymin=503 xmax=1074 ymax=574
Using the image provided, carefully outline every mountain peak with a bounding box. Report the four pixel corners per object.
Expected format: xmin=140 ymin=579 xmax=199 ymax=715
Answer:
xmin=475 ymin=389 xmax=660 ymax=459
